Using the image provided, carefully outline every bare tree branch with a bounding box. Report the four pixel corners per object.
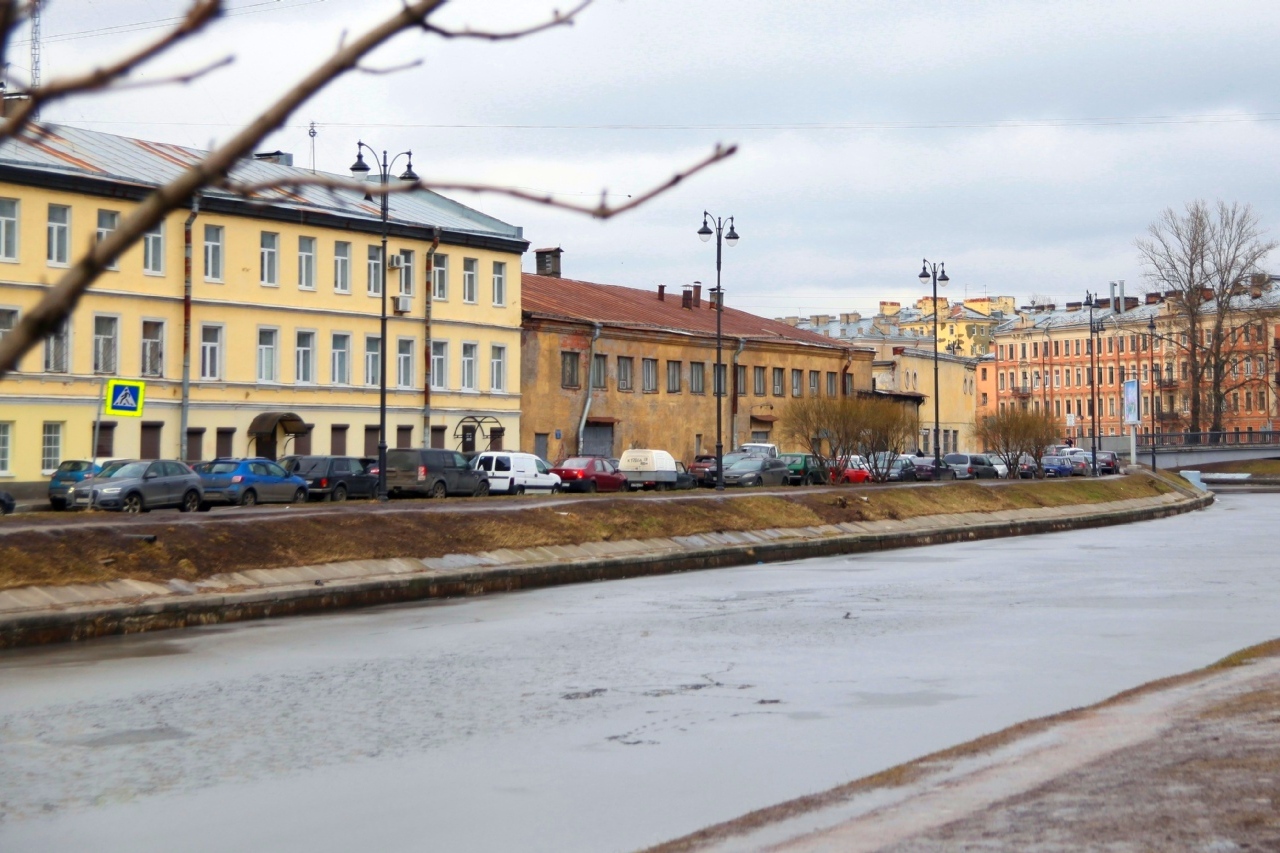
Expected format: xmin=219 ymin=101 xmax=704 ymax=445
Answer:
xmin=96 ymin=55 xmax=234 ymax=93
xmin=425 ymin=0 xmax=592 ymax=41
xmin=355 ymin=58 xmax=424 ymax=76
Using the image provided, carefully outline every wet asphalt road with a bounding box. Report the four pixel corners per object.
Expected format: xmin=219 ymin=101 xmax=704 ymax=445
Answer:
xmin=1 ymin=492 xmax=1275 ymax=853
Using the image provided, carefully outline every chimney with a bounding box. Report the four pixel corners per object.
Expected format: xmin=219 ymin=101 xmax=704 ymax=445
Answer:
xmin=1066 ymin=301 xmax=1082 ymax=311
xmin=1117 ymin=281 xmax=1126 ymax=313
xmin=1126 ymin=296 xmax=1139 ymax=310
xmin=681 ymin=285 xmax=693 ymax=309
xmin=535 ymin=247 xmax=563 ymax=278
xmin=657 ymin=284 xmax=665 ymax=301
xmin=693 ymin=283 xmax=702 ymax=307
xmin=1251 ymin=282 xmax=1264 ymax=299
xmin=1145 ymin=292 xmax=1160 ymax=305
xmin=1045 ymin=303 xmax=1056 ymax=311
xmin=253 ymin=150 xmax=293 ymax=166
xmin=1109 ymin=281 xmax=1117 ymax=312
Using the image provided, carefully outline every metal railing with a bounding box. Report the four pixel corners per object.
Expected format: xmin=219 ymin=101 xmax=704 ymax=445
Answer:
xmin=1009 ymin=384 xmax=1033 ymax=397
xmin=1136 ymin=430 xmax=1280 ymax=448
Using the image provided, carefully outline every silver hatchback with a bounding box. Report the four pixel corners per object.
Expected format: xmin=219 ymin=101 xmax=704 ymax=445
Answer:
xmin=70 ymin=459 xmax=204 ymax=513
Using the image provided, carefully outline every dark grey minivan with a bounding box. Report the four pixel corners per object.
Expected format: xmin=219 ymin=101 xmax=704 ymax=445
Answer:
xmin=384 ymin=449 xmax=489 ymax=498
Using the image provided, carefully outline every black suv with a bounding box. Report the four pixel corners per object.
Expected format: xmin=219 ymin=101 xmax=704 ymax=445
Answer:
xmin=282 ymin=455 xmax=378 ymax=501
xmin=383 ymin=448 xmax=489 ymax=498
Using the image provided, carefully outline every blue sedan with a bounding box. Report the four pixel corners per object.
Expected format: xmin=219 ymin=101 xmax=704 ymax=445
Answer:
xmin=1040 ymin=455 xmax=1075 ymax=478
xmin=194 ymin=458 xmax=308 ymax=508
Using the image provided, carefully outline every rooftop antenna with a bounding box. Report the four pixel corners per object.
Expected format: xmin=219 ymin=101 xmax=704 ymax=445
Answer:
xmin=308 ymin=121 xmax=317 ymax=173
xmin=29 ymin=0 xmax=41 ymax=120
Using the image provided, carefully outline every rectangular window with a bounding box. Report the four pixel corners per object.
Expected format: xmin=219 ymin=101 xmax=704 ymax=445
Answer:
xmin=144 ymin=222 xmax=165 ymax=274
xmin=736 ymin=364 xmax=747 ymax=396
xmin=298 ymin=236 xmax=316 ymax=289
xmin=431 ymin=341 xmax=447 ymax=390
xmin=667 ymin=360 xmax=682 ymax=393
xmin=257 ymin=328 xmax=279 ymax=382
xmin=398 ymin=339 xmax=414 ymax=388
xmin=97 ymin=210 xmax=120 ymax=270
xmin=0 ymin=309 xmax=12 ymax=341
xmin=203 ymin=224 xmax=224 ymax=281
xmin=365 ymin=335 xmax=381 ymax=386
xmin=41 ymin=422 xmax=61 ymax=473
xmin=561 ymin=351 xmax=580 ymax=387
xmin=44 ymin=319 xmax=69 ymax=373
xmin=0 ymin=422 xmax=10 ymax=473
xmin=47 ymin=204 xmax=70 ymax=265
xmin=754 ymin=366 xmax=766 ymax=395
xmin=141 ymin=320 xmax=164 ymax=377
xmin=492 ymin=261 xmax=506 ymax=305
xmin=334 ymin=241 xmax=351 ymax=293
xmin=642 ymin=358 xmax=658 ymax=392
xmin=367 ymin=245 xmax=383 ymax=296
xmin=332 ymin=333 xmax=350 ymax=384
xmin=461 ymin=342 xmax=478 ymax=390
xmin=715 ymin=364 xmax=727 ymax=396
xmin=0 ymin=198 xmax=17 ymax=260
xmin=491 ymin=345 xmax=507 ymax=391
xmin=260 ymin=232 xmax=279 ymax=285
xmin=200 ymin=325 xmax=221 ymax=379
xmin=791 ymin=368 xmax=803 ymax=397
xmin=463 ymin=258 xmax=478 ymax=303
xmin=690 ymin=362 xmax=706 ymax=394
xmin=296 ymin=331 xmax=316 ymax=383
xmin=809 ymin=370 xmax=820 ymax=395
xmin=617 ymin=356 xmax=633 ymax=391
xmin=397 ymin=250 xmax=415 ymax=296
xmin=93 ymin=316 xmax=118 ymax=374
xmin=432 ymin=254 xmax=448 ymax=300
xmin=827 ymin=372 xmax=837 ymax=396
xmin=773 ymin=367 xmax=785 ymax=396
xmin=591 ymin=353 xmax=607 ymax=388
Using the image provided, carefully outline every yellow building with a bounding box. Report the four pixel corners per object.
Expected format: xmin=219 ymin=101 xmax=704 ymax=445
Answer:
xmin=898 ymin=296 xmax=1013 ymax=357
xmin=0 ymin=126 xmax=526 ymax=485
xmin=867 ymin=345 xmax=978 ymax=454
xmin=521 ymin=253 xmax=874 ymax=462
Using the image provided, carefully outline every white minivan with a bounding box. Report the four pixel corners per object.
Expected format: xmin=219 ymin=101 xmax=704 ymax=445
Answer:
xmin=471 ymin=451 xmax=561 ymax=495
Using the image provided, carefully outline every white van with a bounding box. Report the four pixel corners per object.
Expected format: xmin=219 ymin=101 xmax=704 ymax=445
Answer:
xmin=471 ymin=451 xmax=561 ymax=495
xmin=618 ymin=449 xmax=679 ymax=490
xmin=737 ymin=442 xmax=779 ymax=458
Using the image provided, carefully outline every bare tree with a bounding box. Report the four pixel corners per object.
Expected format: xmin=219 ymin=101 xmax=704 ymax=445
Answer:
xmin=779 ymin=395 xmax=917 ymax=482
xmin=0 ymin=0 xmax=734 ymax=377
xmin=1136 ymin=200 xmax=1276 ymax=436
xmin=974 ymin=408 xmax=1060 ymax=478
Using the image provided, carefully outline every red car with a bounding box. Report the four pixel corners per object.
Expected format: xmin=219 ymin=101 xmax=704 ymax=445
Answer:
xmin=549 ymin=456 xmax=628 ymax=493
xmin=834 ymin=455 xmax=872 ymax=484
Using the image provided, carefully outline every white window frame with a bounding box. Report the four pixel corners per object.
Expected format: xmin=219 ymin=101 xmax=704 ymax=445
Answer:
xmin=643 ymin=358 xmax=658 ymax=393
xmin=367 ymin=245 xmax=383 ymax=297
xmin=490 ymin=344 xmax=507 ymax=391
xmin=461 ymin=342 xmax=478 ymax=391
xmin=44 ymin=319 xmax=69 ymax=373
xmin=399 ymin=250 xmax=415 ymax=297
xmin=92 ymin=314 xmax=119 ymax=375
xmin=0 ymin=307 xmax=17 ymax=342
xmin=143 ymin=221 xmax=165 ymax=275
xmin=298 ymin=236 xmax=316 ymax=290
xmin=0 ymin=198 xmax=17 ymax=262
xmin=257 ymin=327 xmax=279 ymax=383
xmin=0 ymin=421 xmax=11 ymax=475
xmin=492 ymin=261 xmax=506 ymax=306
xmin=462 ymin=258 xmax=478 ymax=303
xmin=97 ymin=209 xmax=120 ymax=270
xmin=295 ymin=330 xmax=316 ymax=384
xmin=141 ymin=319 xmax=164 ymax=378
xmin=364 ymin=335 xmax=381 ymax=386
xmin=331 ymin=332 xmax=351 ymax=385
xmin=41 ymin=422 xmax=62 ymax=475
xmin=396 ymin=338 xmax=414 ymax=389
xmin=200 ymin=324 xmax=223 ymax=380
xmin=203 ymin=224 xmax=224 ymax=282
xmin=431 ymin=340 xmax=448 ymax=390
xmin=260 ymin=231 xmax=279 ymax=286
xmin=334 ymin=241 xmax=351 ymax=293
xmin=47 ymin=204 xmax=70 ymax=266
xmin=432 ymin=254 xmax=448 ymax=300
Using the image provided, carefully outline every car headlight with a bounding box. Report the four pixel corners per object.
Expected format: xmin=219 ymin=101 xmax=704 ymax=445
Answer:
xmin=101 ymin=486 xmax=122 ymax=494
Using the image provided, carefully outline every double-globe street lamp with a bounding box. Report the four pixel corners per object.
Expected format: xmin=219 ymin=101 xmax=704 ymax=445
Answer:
xmin=351 ymin=142 xmax=418 ymax=501
xmin=698 ymin=212 xmax=739 ymax=491
xmin=1083 ymin=291 xmax=1104 ymax=476
xmin=918 ymin=260 xmax=949 ymax=480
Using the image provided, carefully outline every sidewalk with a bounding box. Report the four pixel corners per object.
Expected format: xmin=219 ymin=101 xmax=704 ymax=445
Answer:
xmin=0 ymin=487 xmax=1209 ymax=648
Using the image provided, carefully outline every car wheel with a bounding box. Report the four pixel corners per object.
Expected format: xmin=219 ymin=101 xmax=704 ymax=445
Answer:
xmin=586 ymin=481 xmax=597 ymax=493
xmin=515 ymin=485 xmax=526 ymax=496
xmin=473 ymin=480 xmax=490 ymax=497
xmin=238 ymin=490 xmax=258 ymax=507
xmin=331 ymin=485 xmax=348 ymax=502
xmin=429 ymin=481 xmax=447 ymax=499
xmin=122 ymin=493 xmax=144 ymax=514
xmin=49 ymin=497 xmax=66 ymax=511
xmin=179 ymin=490 xmax=201 ymax=513
xmin=292 ymin=488 xmax=307 ymax=504
xmin=198 ymin=501 xmax=212 ymax=512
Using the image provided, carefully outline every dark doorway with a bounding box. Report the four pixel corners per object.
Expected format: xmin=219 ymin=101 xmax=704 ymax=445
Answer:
xmin=294 ymin=426 xmax=313 ymax=455
xmin=364 ymin=426 xmax=380 ymax=457
xmin=534 ymin=433 xmax=549 ymax=461
xmin=397 ymin=425 xmax=413 ymax=448
xmin=461 ymin=426 xmax=476 ymax=453
xmin=331 ymin=425 xmax=348 ymax=455
xmin=489 ymin=427 xmax=505 ymax=450
xmin=140 ymin=422 xmax=163 ymax=459
xmin=216 ymin=428 xmax=235 ymax=458
xmin=430 ymin=426 xmax=446 ymax=449
xmin=186 ymin=428 xmax=205 ymax=462
xmin=94 ymin=422 xmax=116 ymax=457
xmin=582 ymin=423 xmax=613 ymax=456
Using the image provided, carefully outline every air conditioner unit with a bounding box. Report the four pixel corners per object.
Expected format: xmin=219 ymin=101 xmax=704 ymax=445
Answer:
xmin=393 ymin=295 xmax=412 ymax=314
xmin=387 ymin=255 xmax=405 ymax=270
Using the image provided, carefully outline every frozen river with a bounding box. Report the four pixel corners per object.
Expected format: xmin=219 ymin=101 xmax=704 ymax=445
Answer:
xmin=2 ymin=492 xmax=1277 ymax=852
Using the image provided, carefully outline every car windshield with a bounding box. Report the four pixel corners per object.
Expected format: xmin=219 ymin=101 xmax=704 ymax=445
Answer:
xmin=728 ymin=459 xmax=762 ymax=472
xmin=93 ymin=461 xmax=129 ymax=478
xmin=1043 ymin=456 xmax=1064 ymax=464
xmin=558 ymin=458 xmax=594 ymax=468
xmin=293 ymin=457 xmax=331 ymax=476
xmin=779 ymin=454 xmax=805 ymax=464
xmin=107 ymin=461 xmax=151 ymax=479
xmin=205 ymin=460 xmax=240 ymax=475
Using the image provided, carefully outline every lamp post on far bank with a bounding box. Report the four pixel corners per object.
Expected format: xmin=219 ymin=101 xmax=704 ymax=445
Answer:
xmin=1084 ymin=291 xmax=1103 ymax=476
xmin=1147 ymin=316 xmax=1160 ymax=471
xmin=918 ymin=259 xmax=949 ymax=480
xmin=350 ymin=142 xmax=418 ymax=501
xmin=699 ymin=212 xmax=738 ymax=491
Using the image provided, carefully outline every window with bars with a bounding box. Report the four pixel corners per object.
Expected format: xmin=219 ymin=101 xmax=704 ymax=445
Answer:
xmin=44 ymin=320 xmax=69 ymax=373
xmin=93 ymin=316 xmax=118 ymax=374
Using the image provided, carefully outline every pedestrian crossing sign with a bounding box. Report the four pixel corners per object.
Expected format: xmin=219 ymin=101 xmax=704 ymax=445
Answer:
xmin=104 ymin=379 xmax=146 ymax=417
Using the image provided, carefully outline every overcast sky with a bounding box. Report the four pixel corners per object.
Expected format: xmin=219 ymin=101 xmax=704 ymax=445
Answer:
xmin=18 ymin=0 xmax=1280 ymax=319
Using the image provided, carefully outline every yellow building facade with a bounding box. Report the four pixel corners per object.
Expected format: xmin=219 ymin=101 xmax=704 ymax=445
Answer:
xmin=0 ymin=126 xmax=526 ymax=484
xmin=870 ymin=346 xmax=978 ymax=454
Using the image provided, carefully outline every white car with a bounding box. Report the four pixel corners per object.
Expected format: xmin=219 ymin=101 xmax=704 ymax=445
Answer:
xmin=471 ymin=451 xmax=561 ymax=495
xmin=990 ymin=457 xmax=1009 ymax=478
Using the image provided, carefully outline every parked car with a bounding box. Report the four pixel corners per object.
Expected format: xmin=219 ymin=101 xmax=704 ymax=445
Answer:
xmin=989 ymin=457 xmax=1010 ymax=478
xmin=1066 ymin=454 xmax=1091 ymax=476
xmin=779 ymin=453 xmax=829 ymax=486
xmin=549 ymin=456 xmax=628 ymax=493
xmin=619 ymin=449 xmax=684 ymax=491
xmin=671 ymin=461 xmax=698 ymax=490
xmin=281 ymin=455 xmax=378 ymax=501
xmin=736 ymin=442 xmax=779 ymax=458
xmin=69 ymin=459 xmax=204 ymax=513
xmin=47 ymin=460 xmax=101 ymax=510
xmin=944 ymin=453 xmax=999 ymax=480
xmin=912 ymin=457 xmax=958 ymax=480
xmin=194 ymin=458 xmax=308 ymax=507
xmin=836 ymin=455 xmax=873 ymax=484
xmin=0 ymin=490 xmax=14 ymax=515
xmin=885 ymin=457 xmax=918 ymax=482
xmin=721 ymin=456 xmax=790 ymax=487
xmin=687 ymin=454 xmax=718 ymax=484
xmin=1094 ymin=450 xmax=1120 ymax=475
xmin=472 ymin=451 xmax=559 ymax=495
xmin=693 ymin=452 xmax=752 ymax=487
xmin=1017 ymin=454 xmax=1041 ymax=479
xmin=385 ymin=448 xmax=489 ymax=498
xmin=1040 ymin=455 xmax=1075 ymax=478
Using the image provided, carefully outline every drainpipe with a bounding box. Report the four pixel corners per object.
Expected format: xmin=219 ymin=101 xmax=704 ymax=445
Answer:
xmin=422 ymin=226 xmax=441 ymax=447
xmin=729 ymin=337 xmax=745 ymax=449
xmin=576 ymin=322 xmax=602 ymax=453
xmin=180 ymin=196 xmax=200 ymax=462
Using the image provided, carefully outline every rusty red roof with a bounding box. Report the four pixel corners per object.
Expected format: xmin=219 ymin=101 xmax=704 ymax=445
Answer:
xmin=523 ymin=274 xmax=847 ymax=349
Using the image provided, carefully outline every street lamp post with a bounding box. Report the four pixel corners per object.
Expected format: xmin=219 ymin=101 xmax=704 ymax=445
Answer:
xmin=698 ymin=213 xmax=738 ymax=491
xmin=1147 ymin=317 xmax=1159 ymax=470
xmin=350 ymin=142 xmax=418 ymax=501
xmin=918 ymin=260 xmax=949 ymax=480
xmin=1084 ymin=291 xmax=1103 ymax=476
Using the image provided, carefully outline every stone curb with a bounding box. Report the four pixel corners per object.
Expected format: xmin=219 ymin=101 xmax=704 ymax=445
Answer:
xmin=0 ymin=490 xmax=1213 ymax=649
